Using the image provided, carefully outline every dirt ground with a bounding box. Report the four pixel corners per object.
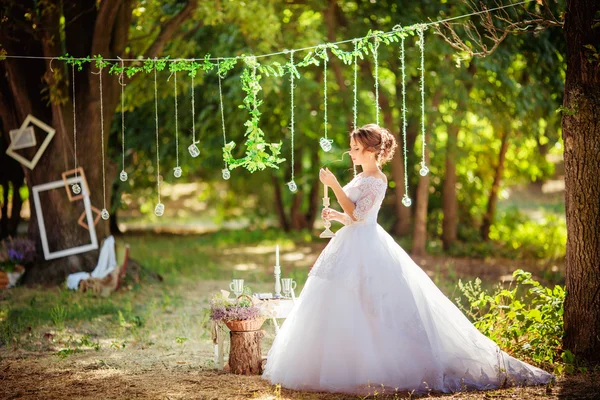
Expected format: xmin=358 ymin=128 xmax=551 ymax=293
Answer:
xmin=1 ymin=351 xmax=599 ymax=400
xmin=0 ymin=257 xmax=595 ymax=400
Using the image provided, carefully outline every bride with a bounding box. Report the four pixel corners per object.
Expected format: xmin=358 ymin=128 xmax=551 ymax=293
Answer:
xmin=262 ymin=124 xmax=554 ymax=395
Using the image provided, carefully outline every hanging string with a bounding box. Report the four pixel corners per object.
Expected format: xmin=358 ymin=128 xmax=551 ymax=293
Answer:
xmin=188 ymin=64 xmax=200 ymax=157
xmin=418 ymin=27 xmax=429 ymax=177
xmin=323 ymin=51 xmax=328 ymax=141
xmin=400 ymin=35 xmax=411 ymax=207
xmin=288 ymin=50 xmax=297 ymax=192
xmin=154 ymin=59 xmax=164 ymax=216
xmin=318 ymin=47 xmax=332 ymax=152
xmin=373 ymin=37 xmax=380 ymax=126
xmin=71 ymin=64 xmax=78 ymax=176
xmin=217 ymin=59 xmax=231 ymax=180
xmin=352 ymin=39 xmax=358 ymax=177
xmin=118 ymin=57 xmax=128 ymax=182
xmin=173 ymin=70 xmax=182 ymax=177
xmin=7 ymin=1 xmax=534 ymax=63
xmin=66 ymin=63 xmax=83 ymax=195
xmin=92 ymin=64 xmax=109 ymax=219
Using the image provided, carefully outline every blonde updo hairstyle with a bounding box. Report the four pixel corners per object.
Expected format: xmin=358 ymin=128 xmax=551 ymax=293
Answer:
xmin=350 ymin=124 xmax=398 ymax=166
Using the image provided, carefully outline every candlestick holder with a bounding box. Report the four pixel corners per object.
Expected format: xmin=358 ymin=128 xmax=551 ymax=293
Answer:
xmin=274 ymin=264 xmax=282 ymax=298
xmin=319 ymin=196 xmax=335 ymax=239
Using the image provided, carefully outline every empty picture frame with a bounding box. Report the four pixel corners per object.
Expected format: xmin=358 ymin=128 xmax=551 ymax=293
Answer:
xmin=9 ymin=126 xmax=37 ymax=150
xmin=61 ymin=167 xmax=90 ymax=202
xmin=5 ymin=114 xmax=56 ymax=170
xmin=78 ymin=205 xmax=102 ymax=231
xmin=32 ymin=175 xmax=99 ymax=260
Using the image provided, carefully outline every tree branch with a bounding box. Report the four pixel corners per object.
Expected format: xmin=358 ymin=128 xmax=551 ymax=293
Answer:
xmin=91 ymin=0 xmax=124 ymax=57
xmin=144 ymin=0 xmax=199 ymax=58
xmin=433 ymin=0 xmax=563 ymax=59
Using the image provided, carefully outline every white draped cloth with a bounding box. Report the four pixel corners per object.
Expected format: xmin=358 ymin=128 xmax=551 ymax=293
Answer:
xmin=262 ymin=174 xmax=553 ymax=395
xmin=66 ymin=235 xmax=117 ymax=290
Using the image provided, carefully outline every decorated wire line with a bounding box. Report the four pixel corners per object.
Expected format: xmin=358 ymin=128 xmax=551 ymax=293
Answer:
xmin=352 ymin=39 xmax=358 ymax=177
xmin=399 ymin=35 xmax=411 ymax=208
xmin=118 ymin=57 xmax=128 ymax=182
xmin=217 ymin=59 xmax=231 ymax=180
xmin=153 ymin=59 xmax=164 ymax=217
xmin=70 ymin=64 xmax=81 ymax=195
xmin=319 ymin=46 xmax=333 ymax=152
xmin=373 ymin=36 xmax=381 ymax=126
xmin=172 ymin=69 xmax=182 ymax=178
xmin=287 ymin=50 xmax=298 ymax=193
xmin=418 ymin=26 xmax=429 ymax=177
xmin=91 ymin=60 xmax=110 ymax=220
xmin=188 ymin=64 xmax=200 ymax=158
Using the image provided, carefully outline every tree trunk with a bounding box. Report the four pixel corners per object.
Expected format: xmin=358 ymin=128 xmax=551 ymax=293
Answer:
xmin=272 ymin=175 xmax=290 ymax=232
xmin=390 ymin=72 xmax=413 ymax=236
xmin=412 ymin=150 xmax=430 ymax=257
xmin=442 ymin=123 xmax=459 ymax=250
xmin=562 ymin=0 xmax=600 ymax=363
xmin=229 ymin=330 xmax=264 ymax=375
xmin=0 ymin=0 xmax=195 ymax=285
xmin=480 ymin=128 xmax=510 ymax=241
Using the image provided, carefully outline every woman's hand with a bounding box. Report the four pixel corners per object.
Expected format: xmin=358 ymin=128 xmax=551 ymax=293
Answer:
xmin=319 ymin=168 xmax=339 ymax=188
xmin=321 ymin=208 xmax=344 ymax=223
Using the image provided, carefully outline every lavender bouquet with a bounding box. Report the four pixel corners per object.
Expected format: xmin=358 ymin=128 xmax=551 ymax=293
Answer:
xmin=210 ymin=290 xmax=270 ymax=322
xmin=0 ymin=236 xmax=36 ymax=273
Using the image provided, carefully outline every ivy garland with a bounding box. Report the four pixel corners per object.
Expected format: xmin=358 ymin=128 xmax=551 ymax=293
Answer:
xmin=58 ymin=25 xmax=422 ymax=174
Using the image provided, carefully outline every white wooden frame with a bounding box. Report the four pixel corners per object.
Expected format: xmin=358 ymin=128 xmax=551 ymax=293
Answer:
xmin=32 ymin=176 xmax=98 ymax=260
xmin=5 ymin=114 xmax=56 ymax=170
xmin=9 ymin=126 xmax=37 ymax=150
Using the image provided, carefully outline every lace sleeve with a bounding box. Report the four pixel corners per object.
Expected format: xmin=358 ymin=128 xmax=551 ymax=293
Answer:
xmin=344 ymin=177 xmax=387 ymax=225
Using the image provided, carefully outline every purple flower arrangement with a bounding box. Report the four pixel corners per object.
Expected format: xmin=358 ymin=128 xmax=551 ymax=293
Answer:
xmin=209 ymin=290 xmax=265 ymax=322
xmin=0 ymin=236 xmax=36 ymax=273
xmin=4 ymin=237 xmax=36 ymax=264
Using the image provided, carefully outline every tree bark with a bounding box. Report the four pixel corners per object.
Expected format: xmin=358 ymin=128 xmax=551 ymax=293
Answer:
xmin=411 ymin=150 xmax=430 ymax=257
xmin=272 ymin=175 xmax=290 ymax=232
xmin=442 ymin=61 xmax=475 ymax=250
xmin=0 ymin=0 xmax=197 ymax=284
xmin=562 ymin=0 xmax=600 ymax=363
xmin=229 ymin=329 xmax=264 ymax=375
xmin=480 ymin=127 xmax=510 ymax=241
xmin=442 ymin=123 xmax=459 ymax=250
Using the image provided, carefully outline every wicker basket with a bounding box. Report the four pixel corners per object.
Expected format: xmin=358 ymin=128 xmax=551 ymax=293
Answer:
xmin=224 ymin=294 xmax=265 ymax=332
xmin=225 ymin=318 xmax=265 ymax=332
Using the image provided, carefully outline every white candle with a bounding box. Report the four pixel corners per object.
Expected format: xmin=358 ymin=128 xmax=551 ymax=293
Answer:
xmin=276 ymin=245 xmax=280 ymax=266
xmin=324 ymin=184 xmax=329 ymax=199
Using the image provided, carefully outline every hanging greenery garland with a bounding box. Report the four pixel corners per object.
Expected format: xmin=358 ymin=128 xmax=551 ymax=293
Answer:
xmin=59 ymin=25 xmax=419 ymax=175
xmin=222 ymin=56 xmax=285 ymax=173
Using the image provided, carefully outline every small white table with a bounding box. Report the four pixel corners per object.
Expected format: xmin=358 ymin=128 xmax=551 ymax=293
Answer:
xmin=212 ymin=298 xmax=296 ymax=370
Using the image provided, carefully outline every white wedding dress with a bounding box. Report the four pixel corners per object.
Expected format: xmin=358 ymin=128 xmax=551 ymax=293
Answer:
xmin=262 ymin=174 xmax=553 ymax=395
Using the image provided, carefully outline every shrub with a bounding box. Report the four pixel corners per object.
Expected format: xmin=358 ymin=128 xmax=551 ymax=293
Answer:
xmin=455 ymin=269 xmax=564 ymax=372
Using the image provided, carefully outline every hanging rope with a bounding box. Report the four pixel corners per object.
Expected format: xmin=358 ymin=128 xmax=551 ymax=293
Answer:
xmin=153 ymin=59 xmax=164 ymax=216
xmin=91 ymin=64 xmax=110 ymax=219
xmin=400 ymin=35 xmax=411 ymax=208
xmin=373 ymin=37 xmax=380 ymax=126
xmin=288 ymin=50 xmax=297 ymax=192
xmin=173 ymin=69 xmax=182 ymax=178
xmin=118 ymin=57 xmax=128 ymax=182
xmin=217 ymin=59 xmax=231 ymax=180
xmin=71 ymin=65 xmax=78 ymax=176
xmin=352 ymin=39 xmax=358 ymax=177
xmin=418 ymin=27 xmax=429 ymax=177
xmin=188 ymin=65 xmax=200 ymax=157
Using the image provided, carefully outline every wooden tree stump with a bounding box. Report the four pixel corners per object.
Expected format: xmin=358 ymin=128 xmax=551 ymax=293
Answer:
xmin=229 ymin=329 xmax=264 ymax=375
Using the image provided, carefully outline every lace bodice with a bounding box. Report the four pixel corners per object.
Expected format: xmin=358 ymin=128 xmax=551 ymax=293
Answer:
xmin=340 ymin=174 xmax=387 ymax=226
